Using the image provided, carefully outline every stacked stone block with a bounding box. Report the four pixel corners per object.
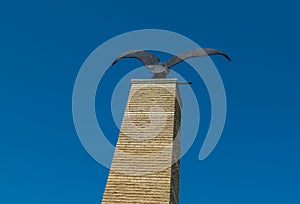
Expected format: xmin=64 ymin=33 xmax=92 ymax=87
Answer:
xmin=102 ymin=79 xmax=181 ymax=204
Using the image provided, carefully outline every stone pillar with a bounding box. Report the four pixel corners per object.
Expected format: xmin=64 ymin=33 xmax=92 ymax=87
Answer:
xmin=102 ymin=79 xmax=181 ymax=204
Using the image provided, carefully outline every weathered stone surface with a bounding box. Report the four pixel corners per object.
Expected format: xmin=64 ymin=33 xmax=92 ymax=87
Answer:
xmin=102 ymin=79 xmax=181 ymax=204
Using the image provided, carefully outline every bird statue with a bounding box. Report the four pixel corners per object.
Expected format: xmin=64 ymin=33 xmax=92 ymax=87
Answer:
xmin=112 ymin=48 xmax=231 ymax=79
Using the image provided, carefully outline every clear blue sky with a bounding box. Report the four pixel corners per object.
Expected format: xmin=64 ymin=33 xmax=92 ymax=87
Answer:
xmin=1 ymin=0 xmax=300 ymax=203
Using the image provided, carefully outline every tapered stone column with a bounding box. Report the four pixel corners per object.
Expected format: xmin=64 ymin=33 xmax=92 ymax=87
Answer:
xmin=102 ymin=78 xmax=181 ymax=204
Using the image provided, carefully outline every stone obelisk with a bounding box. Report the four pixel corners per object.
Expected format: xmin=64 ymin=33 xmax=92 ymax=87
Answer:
xmin=102 ymin=78 xmax=181 ymax=204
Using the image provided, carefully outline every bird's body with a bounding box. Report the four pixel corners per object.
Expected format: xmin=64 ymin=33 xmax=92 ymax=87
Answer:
xmin=112 ymin=48 xmax=231 ymax=79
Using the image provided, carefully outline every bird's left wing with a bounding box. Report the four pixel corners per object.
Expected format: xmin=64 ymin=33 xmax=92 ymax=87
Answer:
xmin=166 ymin=48 xmax=231 ymax=68
xmin=112 ymin=50 xmax=160 ymax=66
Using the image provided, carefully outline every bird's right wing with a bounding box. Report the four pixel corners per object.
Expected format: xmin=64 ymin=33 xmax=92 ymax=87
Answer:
xmin=166 ymin=48 xmax=231 ymax=68
xmin=112 ymin=50 xmax=160 ymax=66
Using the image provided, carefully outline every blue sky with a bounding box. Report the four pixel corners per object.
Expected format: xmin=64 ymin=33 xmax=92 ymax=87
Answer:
xmin=1 ymin=0 xmax=300 ymax=203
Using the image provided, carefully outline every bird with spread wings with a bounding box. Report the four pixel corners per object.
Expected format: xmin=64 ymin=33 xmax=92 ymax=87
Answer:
xmin=112 ymin=48 xmax=231 ymax=79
